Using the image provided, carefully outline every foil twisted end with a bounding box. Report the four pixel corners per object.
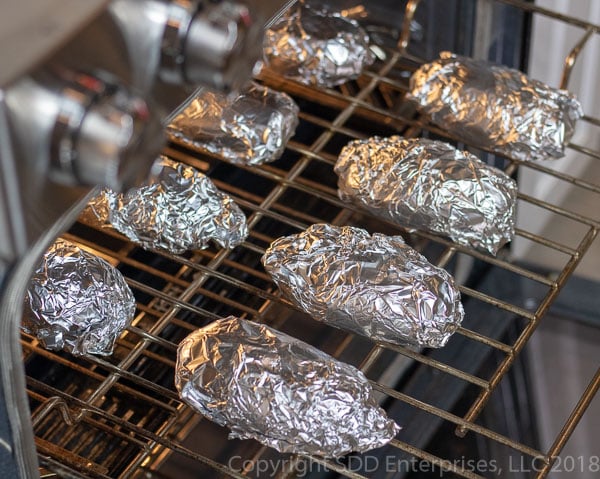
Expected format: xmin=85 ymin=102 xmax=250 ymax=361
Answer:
xmin=409 ymin=52 xmax=583 ymax=161
xmin=167 ymin=82 xmax=299 ymax=165
xmin=175 ymin=316 xmax=399 ymax=457
xmin=262 ymin=224 xmax=463 ymax=348
xmin=335 ymin=136 xmax=517 ymax=254
xmin=83 ymin=157 xmax=248 ymax=253
xmin=264 ymin=2 xmax=374 ymax=87
xmin=23 ymin=238 xmax=135 ymax=356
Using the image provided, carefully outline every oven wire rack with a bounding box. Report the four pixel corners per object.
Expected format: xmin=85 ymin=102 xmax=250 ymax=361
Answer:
xmin=23 ymin=1 xmax=600 ymax=478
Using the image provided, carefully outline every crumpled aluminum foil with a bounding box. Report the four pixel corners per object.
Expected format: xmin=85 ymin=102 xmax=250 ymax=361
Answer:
xmin=335 ymin=136 xmax=517 ymax=255
xmin=408 ymin=52 xmax=583 ymax=161
xmin=263 ymin=2 xmax=374 ymax=87
xmin=262 ymin=224 xmax=463 ymax=348
xmin=175 ymin=316 xmax=399 ymax=457
xmin=23 ymin=238 xmax=135 ymax=356
xmin=167 ymin=82 xmax=299 ymax=165
xmin=83 ymin=156 xmax=248 ymax=253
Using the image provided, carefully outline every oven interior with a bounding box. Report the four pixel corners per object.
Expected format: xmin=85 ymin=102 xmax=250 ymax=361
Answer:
xmin=21 ymin=1 xmax=600 ymax=478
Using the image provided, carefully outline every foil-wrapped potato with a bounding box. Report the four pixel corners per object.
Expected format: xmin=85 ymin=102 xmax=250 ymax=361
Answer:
xmin=264 ymin=2 xmax=374 ymax=87
xmin=167 ymin=82 xmax=299 ymax=165
xmin=83 ymin=157 xmax=248 ymax=253
xmin=262 ymin=224 xmax=464 ymax=348
xmin=175 ymin=316 xmax=399 ymax=457
xmin=23 ymin=239 xmax=135 ymax=356
xmin=335 ymin=136 xmax=517 ymax=254
xmin=409 ymin=52 xmax=583 ymax=161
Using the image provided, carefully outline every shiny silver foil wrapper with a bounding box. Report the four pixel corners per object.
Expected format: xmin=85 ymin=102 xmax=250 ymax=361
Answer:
xmin=83 ymin=157 xmax=248 ymax=253
xmin=262 ymin=224 xmax=463 ymax=348
xmin=175 ymin=316 xmax=399 ymax=457
xmin=23 ymin=238 xmax=135 ymax=356
xmin=264 ymin=3 xmax=374 ymax=87
xmin=167 ymin=82 xmax=299 ymax=165
xmin=335 ymin=136 xmax=517 ymax=254
xmin=409 ymin=52 xmax=583 ymax=161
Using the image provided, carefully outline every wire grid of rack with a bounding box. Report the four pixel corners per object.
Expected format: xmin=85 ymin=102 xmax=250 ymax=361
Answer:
xmin=23 ymin=1 xmax=600 ymax=478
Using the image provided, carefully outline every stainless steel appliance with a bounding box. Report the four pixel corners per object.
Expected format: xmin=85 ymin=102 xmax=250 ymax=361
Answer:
xmin=1 ymin=0 xmax=598 ymax=478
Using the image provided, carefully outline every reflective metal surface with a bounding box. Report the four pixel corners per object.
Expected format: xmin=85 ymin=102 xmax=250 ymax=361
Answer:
xmin=264 ymin=2 xmax=374 ymax=87
xmin=8 ymin=1 xmax=600 ymax=478
xmin=0 ymin=1 xmax=295 ymax=476
xmin=409 ymin=51 xmax=583 ymax=161
xmin=263 ymin=224 xmax=464 ymax=347
xmin=0 ymin=0 xmax=108 ymax=87
xmin=167 ymin=82 xmax=299 ymax=165
xmin=335 ymin=136 xmax=517 ymax=255
xmin=23 ymin=238 xmax=136 ymax=356
xmin=83 ymin=157 xmax=248 ymax=253
xmin=176 ymin=316 xmax=399 ymax=457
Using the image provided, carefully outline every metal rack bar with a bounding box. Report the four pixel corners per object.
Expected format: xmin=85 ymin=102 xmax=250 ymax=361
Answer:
xmin=28 ymin=379 xmax=249 ymax=479
xmin=560 ymin=27 xmax=596 ymax=89
xmin=535 ymin=367 xmax=600 ymax=478
xmin=171 ymin=151 xmax=578 ymax=287
xmin=262 ymin=69 xmax=600 ymax=199
xmin=370 ymin=382 xmax=545 ymax=458
xmin=457 ymin=226 xmax=598 ymax=435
